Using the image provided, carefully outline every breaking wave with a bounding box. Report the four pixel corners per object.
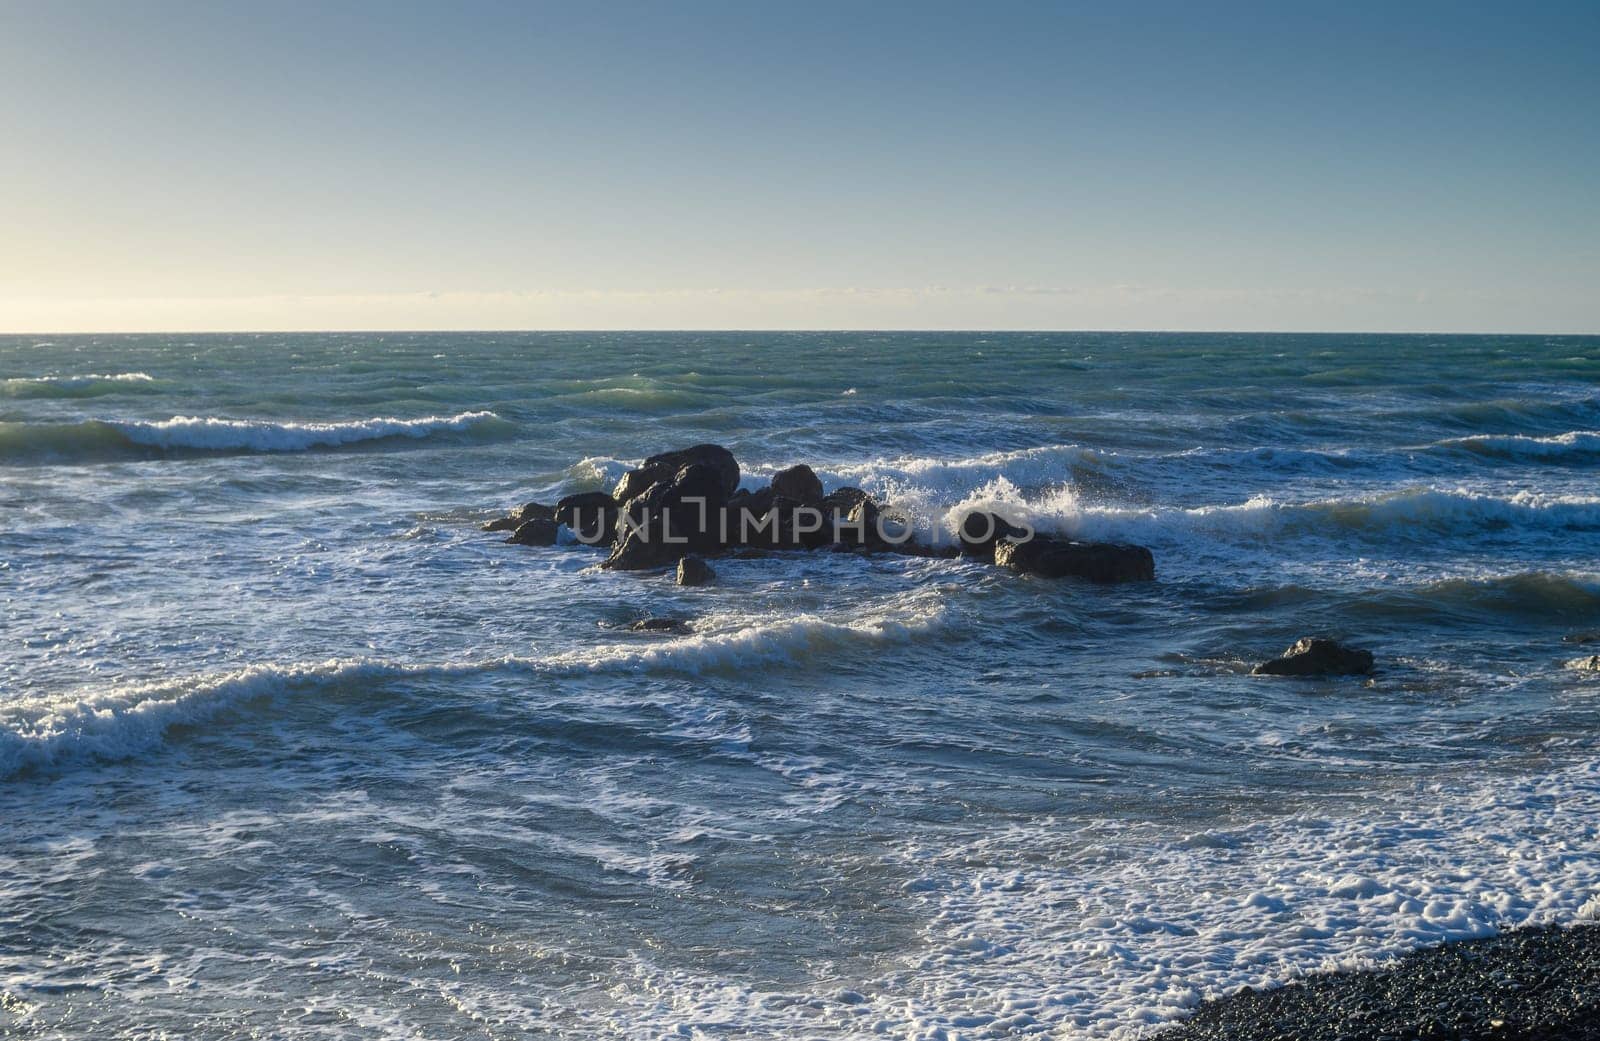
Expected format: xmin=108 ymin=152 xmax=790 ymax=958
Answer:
xmin=1431 ymin=429 xmax=1600 ymax=462
xmin=0 ymin=372 xmax=164 ymax=399
xmin=0 ymin=411 xmax=511 ymax=464
xmin=1065 ymin=488 xmax=1600 ymax=547
xmin=0 ymin=601 xmax=944 ymax=780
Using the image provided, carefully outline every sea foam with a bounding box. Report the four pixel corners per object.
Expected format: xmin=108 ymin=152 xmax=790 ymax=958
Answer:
xmin=590 ymin=759 xmax=1600 ymax=1039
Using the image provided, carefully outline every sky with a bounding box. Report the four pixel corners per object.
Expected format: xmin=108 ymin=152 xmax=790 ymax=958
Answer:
xmin=1 ymin=0 xmax=1597 ymax=333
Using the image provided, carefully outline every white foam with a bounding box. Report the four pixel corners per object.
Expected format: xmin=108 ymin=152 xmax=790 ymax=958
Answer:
xmin=813 ymin=443 xmax=1101 ymax=501
xmin=108 ymin=410 xmax=504 ymax=452
xmin=544 ymin=597 xmax=946 ymax=676
xmin=588 ymin=758 xmax=1600 ymax=1039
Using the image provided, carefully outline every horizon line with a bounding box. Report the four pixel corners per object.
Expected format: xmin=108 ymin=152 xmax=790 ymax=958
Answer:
xmin=5 ymin=327 xmax=1598 ymax=338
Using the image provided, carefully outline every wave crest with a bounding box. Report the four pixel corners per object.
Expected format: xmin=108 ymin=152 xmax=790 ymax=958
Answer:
xmin=0 ymin=372 xmax=162 ymax=399
xmin=1432 ymin=429 xmax=1600 ymax=462
xmin=0 ymin=410 xmax=510 ymax=463
xmin=1 ymin=599 xmax=944 ymax=780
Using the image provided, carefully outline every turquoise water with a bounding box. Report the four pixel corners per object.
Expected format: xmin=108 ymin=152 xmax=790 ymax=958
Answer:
xmin=3 ymin=332 xmax=1599 ymax=1038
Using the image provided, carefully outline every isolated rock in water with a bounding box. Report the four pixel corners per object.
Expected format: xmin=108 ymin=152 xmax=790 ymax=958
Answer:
xmin=994 ymin=536 xmax=1155 ymax=583
xmin=1564 ymin=631 xmax=1600 ymax=645
xmin=957 ymin=510 xmax=1031 ymax=562
xmin=677 ymin=554 xmax=715 ymax=586
xmin=506 ymin=516 xmax=559 ymax=546
xmin=642 ymin=444 xmax=740 ymax=498
xmin=629 ymin=617 xmax=691 ymax=633
xmin=1567 ymin=655 xmax=1600 ymax=672
xmin=1253 ymin=637 xmax=1374 ymax=677
xmin=555 ymin=491 xmax=619 ymax=543
xmin=771 ymin=464 xmax=824 ymax=504
xmin=482 ymin=501 xmax=555 ymax=532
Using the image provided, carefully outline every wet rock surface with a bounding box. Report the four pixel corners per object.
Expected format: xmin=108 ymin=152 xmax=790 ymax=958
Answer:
xmin=994 ymin=535 xmax=1155 ymax=583
xmin=627 ymin=617 xmax=692 ymax=634
xmin=1253 ymin=637 xmax=1375 ymax=677
xmin=505 ymin=516 xmax=558 ymax=546
xmin=676 ymin=554 xmax=714 ymax=586
xmin=1168 ymin=923 xmax=1600 ymax=1041
xmin=482 ymin=501 xmax=556 ymax=532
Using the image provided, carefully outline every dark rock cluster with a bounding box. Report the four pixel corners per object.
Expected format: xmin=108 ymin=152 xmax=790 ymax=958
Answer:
xmin=482 ymin=443 xmax=1157 ymax=584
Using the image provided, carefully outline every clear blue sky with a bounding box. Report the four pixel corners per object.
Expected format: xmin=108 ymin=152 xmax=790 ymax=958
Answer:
xmin=2 ymin=0 xmax=1596 ymax=332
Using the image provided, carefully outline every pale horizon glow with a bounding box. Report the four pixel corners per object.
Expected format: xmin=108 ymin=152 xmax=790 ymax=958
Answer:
xmin=2 ymin=1 xmax=1597 ymax=335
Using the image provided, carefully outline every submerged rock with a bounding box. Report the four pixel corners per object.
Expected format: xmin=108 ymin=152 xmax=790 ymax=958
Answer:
xmin=629 ymin=617 xmax=692 ymax=634
xmin=1253 ymin=637 xmax=1374 ymax=677
xmin=994 ymin=536 xmax=1154 ymax=583
xmin=676 ymin=554 xmax=715 ymax=586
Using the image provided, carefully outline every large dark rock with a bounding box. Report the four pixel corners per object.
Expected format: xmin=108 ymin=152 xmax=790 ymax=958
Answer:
xmin=482 ymin=501 xmax=555 ymax=532
xmin=605 ymin=464 xmax=731 ymax=570
xmin=614 ymin=465 xmax=670 ymax=505
xmin=506 ymin=516 xmax=559 ymax=546
xmin=957 ymin=510 xmax=1032 ymax=562
xmin=771 ymin=464 xmax=824 ymax=504
xmin=677 ymin=554 xmax=715 ymax=586
xmin=554 ymin=491 xmax=619 ymax=544
xmin=1253 ymin=637 xmax=1374 ymax=677
xmin=642 ymin=444 xmax=740 ymax=499
xmin=994 ymin=536 xmax=1155 ymax=583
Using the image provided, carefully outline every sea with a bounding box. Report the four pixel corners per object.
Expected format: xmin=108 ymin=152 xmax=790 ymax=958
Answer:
xmin=2 ymin=331 xmax=1598 ymax=1039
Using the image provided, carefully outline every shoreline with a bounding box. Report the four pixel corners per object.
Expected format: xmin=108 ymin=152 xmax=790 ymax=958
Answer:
xmin=1164 ymin=922 xmax=1600 ymax=1040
